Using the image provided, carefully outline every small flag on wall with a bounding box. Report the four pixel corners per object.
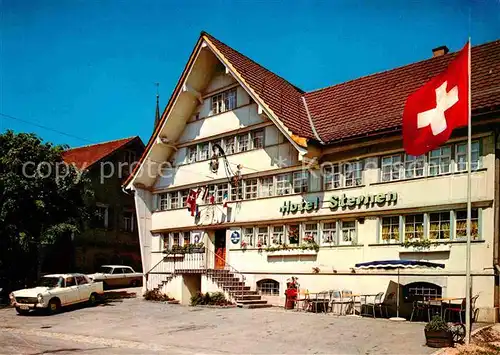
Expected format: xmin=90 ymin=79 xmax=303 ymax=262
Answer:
xmin=222 ymin=192 xmax=229 ymax=208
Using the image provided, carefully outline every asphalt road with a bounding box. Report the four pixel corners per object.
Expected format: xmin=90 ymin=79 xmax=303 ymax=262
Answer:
xmin=0 ymin=287 xmax=437 ymax=354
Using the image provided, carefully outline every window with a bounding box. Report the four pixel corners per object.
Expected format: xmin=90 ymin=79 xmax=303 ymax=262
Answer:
xmin=216 ymin=183 xmax=228 ymax=203
xmin=252 ymin=130 xmax=264 ymax=149
xmin=243 ymin=227 xmax=254 ymax=246
xmin=456 ymin=141 xmax=480 ymax=172
xmin=287 ymin=224 xmax=300 ymax=245
xmin=230 ymin=183 xmax=243 ymax=201
xmin=245 ymin=178 xmax=258 ymax=199
xmin=224 ymin=136 xmax=236 ymax=155
xmin=321 ymin=222 xmax=337 ymax=245
xmin=211 ymin=88 xmax=237 ymax=115
xmin=381 ymin=216 xmax=400 ymax=243
xmin=171 ymin=232 xmax=181 ymax=247
xmin=404 ymin=214 xmax=424 ymax=240
xmin=292 ymin=171 xmax=309 ymax=193
xmin=304 ymin=223 xmax=318 ymax=244
xmin=429 ymin=146 xmax=451 ymax=176
xmin=187 ymin=146 xmax=197 ymax=163
xmin=123 ymin=211 xmax=134 ymax=232
xmin=159 ymin=193 xmax=168 ymax=211
xmin=344 ymin=161 xmax=363 ymax=187
xmin=259 ymin=177 xmax=274 ymax=197
xmin=198 ymin=142 xmax=210 ymax=161
xmin=95 ymin=205 xmax=108 ymax=228
xmin=276 ymin=174 xmax=292 ymax=196
xmin=340 ymin=221 xmax=356 ymax=245
xmin=381 ymin=155 xmax=402 ymax=182
xmin=404 ymin=154 xmax=425 ymax=178
xmin=205 ymin=185 xmax=216 ymax=204
xmin=162 ymin=234 xmax=169 ymax=249
xmin=237 ymin=133 xmax=250 ymax=152
xmin=65 ymin=277 xmax=76 ymax=287
xmin=180 ymin=190 xmax=189 ymax=208
xmin=182 ymin=232 xmax=190 ymax=246
xmin=271 ymin=226 xmax=284 ymax=245
xmin=121 ymin=150 xmax=136 ymax=176
xmin=169 ymin=192 xmax=179 ymax=209
xmin=257 ymin=279 xmax=280 ymax=296
xmin=323 ymin=164 xmax=340 ymax=190
xmin=404 ymin=282 xmax=442 ymax=302
xmin=455 ymin=209 xmax=479 ymax=240
xmin=75 ymin=275 xmax=88 ymax=285
xmin=256 ymin=227 xmax=269 ymax=246
xmin=429 ymin=212 xmax=451 ymax=240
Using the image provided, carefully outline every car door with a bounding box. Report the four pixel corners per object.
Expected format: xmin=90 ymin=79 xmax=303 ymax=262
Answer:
xmin=75 ymin=275 xmax=91 ymax=302
xmin=64 ymin=276 xmax=79 ymax=304
xmin=115 ymin=268 xmax=127 ymax=287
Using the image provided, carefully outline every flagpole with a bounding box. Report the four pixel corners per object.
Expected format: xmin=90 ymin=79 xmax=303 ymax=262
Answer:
xmin=465 ymin=37 xmax=472 ymax=345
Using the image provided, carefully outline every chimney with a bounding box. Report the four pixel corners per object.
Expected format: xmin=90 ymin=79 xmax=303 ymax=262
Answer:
xmin=432 ymin=45 xmax=449 ymax=57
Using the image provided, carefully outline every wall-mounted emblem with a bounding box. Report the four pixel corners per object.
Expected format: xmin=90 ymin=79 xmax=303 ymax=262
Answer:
xmin=230 ymin=231 xmax=241 ymax=244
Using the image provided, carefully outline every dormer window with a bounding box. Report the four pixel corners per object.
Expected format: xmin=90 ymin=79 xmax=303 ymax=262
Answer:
xmin=211 ymin=88 xmax=236 ymax=115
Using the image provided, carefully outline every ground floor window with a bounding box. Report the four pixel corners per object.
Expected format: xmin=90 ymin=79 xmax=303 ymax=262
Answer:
xmin=381 ymin=216 xmax=400 ymax=243
xmin=340 ymin=221 xmax=356 ymax=245
xmin=429 ymin=212 xmax=451 ymax=240
xmin=243 ymin=227 xmax=254 ymax=246
xmin=287 ymin=224 xmax=300 ymax=245
xmin=321 ymin=222 xmax=337 ymax=245
xmin=256 ymin=227 xmax=269 ymax=246
xmin=455 ymin=209 xmax=479 ymax=240
xmin=404 ymin=214 xmax=424 ymax=241
xmin=271 ymin=226 xmax=284 ymax=245
xmin=257 ymin=279 xmax=280 ymax=296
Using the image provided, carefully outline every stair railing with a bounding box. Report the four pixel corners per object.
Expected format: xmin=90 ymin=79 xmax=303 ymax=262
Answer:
xmin=144 ymin=249 xmax=174 ymax=290
xmin=205 ymin=247 xmax=246 ymax=301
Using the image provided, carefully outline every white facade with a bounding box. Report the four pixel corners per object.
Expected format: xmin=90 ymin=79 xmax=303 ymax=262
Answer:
xmin=128 ymin=37 xmax=500 ymax=322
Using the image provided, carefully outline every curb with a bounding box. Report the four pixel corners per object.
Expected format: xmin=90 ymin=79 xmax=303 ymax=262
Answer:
xmin=430 ymin=323 xmax=496 ymax=355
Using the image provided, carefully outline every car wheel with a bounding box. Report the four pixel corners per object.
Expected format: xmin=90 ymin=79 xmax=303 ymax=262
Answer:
xmin=15 ymin=307 xmax=30 ymax=316
xmin=130 ymin=280 xmax=138 ymax=287
xmin=88 ymin=293 xmax=98 ymax=306
xmin=47 ymin=299 xmax=61 ymax=314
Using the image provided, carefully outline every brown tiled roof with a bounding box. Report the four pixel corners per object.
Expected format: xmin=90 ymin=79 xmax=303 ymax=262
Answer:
xmin=304 ymin=40 xmax=500 ymax=143
xmin=202 ymin=32 xmax=314 ymax=139
xmin=62 ymin=136 xmax=138 ymax=170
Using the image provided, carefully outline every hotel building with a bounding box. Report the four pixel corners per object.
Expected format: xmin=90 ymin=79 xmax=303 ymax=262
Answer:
xmin=125 ymin=33 xmax=500 ymax=321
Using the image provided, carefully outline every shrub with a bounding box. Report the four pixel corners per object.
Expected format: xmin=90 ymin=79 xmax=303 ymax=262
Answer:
xmin=190 ymin=291 xmax=231 ymax=306
xmin=425 ymin=315 xmax=450 ymax=332
xmin=144 ymin=289 xmax=171 ymax=302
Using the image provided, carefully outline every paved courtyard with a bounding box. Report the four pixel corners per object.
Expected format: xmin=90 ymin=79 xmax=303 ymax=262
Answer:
xmin=0 ymin=288 xmax=437 ymax=354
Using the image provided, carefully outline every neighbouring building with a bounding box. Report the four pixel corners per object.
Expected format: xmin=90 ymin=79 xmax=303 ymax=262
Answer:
xmin=60 ymin=136 xmax=145 ymax=273
xmin=125 ymin=32 xmax=500 ymax=321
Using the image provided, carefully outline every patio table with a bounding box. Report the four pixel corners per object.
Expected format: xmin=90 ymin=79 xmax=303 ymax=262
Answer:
xmin=358 ymin=294 xmax=380 ymax=316
xmin=307 ymin=292 xmax=330 ymax=313
xmin=428 ymin=297 xmax=464 ymax=318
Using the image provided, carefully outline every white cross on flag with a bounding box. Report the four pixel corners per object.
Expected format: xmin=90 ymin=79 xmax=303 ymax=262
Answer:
xmin=403 ymin=43 xmax=469 ymax=156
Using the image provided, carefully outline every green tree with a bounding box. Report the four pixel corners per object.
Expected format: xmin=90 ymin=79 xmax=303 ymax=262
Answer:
xmin=0 ymin=130 xmax=93 ymax=288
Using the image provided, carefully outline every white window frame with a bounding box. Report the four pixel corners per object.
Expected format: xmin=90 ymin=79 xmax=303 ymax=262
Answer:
xmin=344 ymin=161 xmax=363 ymax=187
xmin=252 ymin=130 xmax=264 ymax=149
xmin=159 ymin=193 xmax=169 ymax=211
xmin=287 ymin=224 xmax=300 ymax=245
xmin=216 ymin=183 xmax=228 ymax=203
xmin=380 ymin=216 xmax=400 ymax=243
xmin=187 ymin=146 xmax=197 ymax=163
xmin=224 ymin=136 xmax=236 ymax=155
xmin=256 ymin=226 xmax=269 ymax=246
xmin=455 ymin=209 xmax=480 ymax=240
xmin=245 ymin=178 xmax=258 ymax=199
xmin=292 ymin=171 xmax=309 ymax=193
xmin=211 ymin=88 xmax=237 ymax=115
xmin=455 ymin=141 xmax=480 ymax=172
xmin=169 ymin=191 xmax=179 ymax=209
xmin=321 ymin=221 xmax=337 ymax=246
xmin=259 ymin=176 xmax=274 ymax=197
xmin=180 ymin=190 xmax=189 ymax=208
xmin=304 ymin=222 xmax=319 ymax=244
xmin=404 ymin=154 xmax=425 ymax=179
xmin=381 ymin=154 xmax=402 ymax=182
xmin=428 ymin=146 xmax=452 ymax=176
xmin=340 ymin=220 xmax=356 ymax=245
xmin=230 ymin=182 xmax=243 ymax=201
xmin=198 ymin=142 xmax=210 ymax=161
xmin=271 ymin=225 xmax=284 ymax=246
xmin=276 ymin=173 xmax=292 ymax=196
xmin=428 ymin=211 xmax=451 ymax=240
xmin=243 ymin=227 xmax=255 ymax=246
xmin=403 ymin=214 xmax=425 ymax=241
xmin=323 ymin=164 xmax=341 ymax=190
xmin=237 ymin=133 xmax=250 ymax=153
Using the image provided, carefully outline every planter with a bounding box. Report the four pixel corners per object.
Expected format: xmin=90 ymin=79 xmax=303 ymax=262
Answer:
xmin=399 ymin=244 xmax=451 ymax=253
xmin=424 ymin=329 xmax=453 ymax=348
xmin=191 ymin=247 xmax=205 ymax=253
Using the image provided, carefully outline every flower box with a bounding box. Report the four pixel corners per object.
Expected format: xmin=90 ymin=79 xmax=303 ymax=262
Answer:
xmin=399 ymin=244 xmax=451 ymax=253
xmin=267 ymin=249 xmax=318 ymax=257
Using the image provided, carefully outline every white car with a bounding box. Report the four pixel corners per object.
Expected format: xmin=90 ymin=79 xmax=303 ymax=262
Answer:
xmin=10 ymin=273 xmax=104 ymax=315
xmin=88 ymin=265 xmax=143 ymax=289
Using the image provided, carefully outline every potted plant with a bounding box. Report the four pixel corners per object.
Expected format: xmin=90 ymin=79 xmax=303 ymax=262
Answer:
xmin=192 ymin=242 xmax=205 ymax=253
xmin=424 ymin=315 xmax=453 ymax=348
xmin=240 ymin=240 xmax=247 ymax=250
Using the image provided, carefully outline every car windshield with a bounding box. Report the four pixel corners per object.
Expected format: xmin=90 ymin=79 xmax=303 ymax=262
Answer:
xmin=99 ymin=267 xmax=113 ymax=274
xmin=38 ymin=277 xmax=63 ymax=288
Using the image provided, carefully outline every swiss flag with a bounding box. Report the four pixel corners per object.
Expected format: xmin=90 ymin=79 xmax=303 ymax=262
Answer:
xmin=403 ymin=43 xmax=469 ymax=156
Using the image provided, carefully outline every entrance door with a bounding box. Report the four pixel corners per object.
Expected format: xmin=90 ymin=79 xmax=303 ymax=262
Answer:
xmin=214 ymin=229 xmax=226 ymax=269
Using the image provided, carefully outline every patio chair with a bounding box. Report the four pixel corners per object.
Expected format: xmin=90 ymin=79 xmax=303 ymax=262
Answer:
xmin=363 ymin=292 xmax=385 ymax=318
xmin=340 ymin=290 xmax=360 ymax=315
xmin=314 ymin=291 xmax=330 ymax=313
xmin=329 ymin=290 xmax=343 ymax=315
xmin=444 ymin=298 xmax=465 ymax=323
xmin=381 ymin=292 xmax=396 ymax=317
xmin=410 ymin=297 xmax=431 ymax=322
xmin=296 ymin=289 xmax=311 ymax=312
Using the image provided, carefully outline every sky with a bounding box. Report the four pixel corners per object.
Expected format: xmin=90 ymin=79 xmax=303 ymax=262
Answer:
xmin=1 ymin=0 xmax=499 ymax=148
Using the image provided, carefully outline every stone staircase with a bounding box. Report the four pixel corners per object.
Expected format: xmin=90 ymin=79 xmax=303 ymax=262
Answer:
xmin=205 ymin=269 xmax=272 ymax=309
